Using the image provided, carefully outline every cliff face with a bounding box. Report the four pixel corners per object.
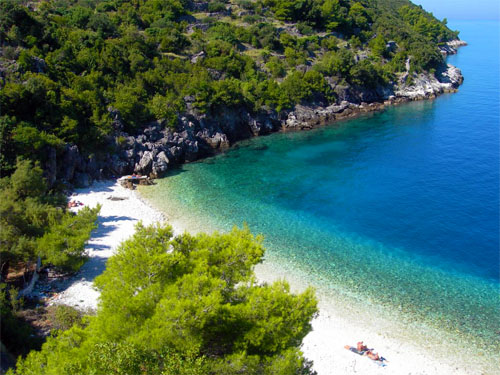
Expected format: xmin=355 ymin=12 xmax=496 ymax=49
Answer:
xmin=48 ymin=59 xmax=464 ymax=189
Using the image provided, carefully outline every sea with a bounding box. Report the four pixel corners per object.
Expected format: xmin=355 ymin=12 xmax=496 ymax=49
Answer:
xmin=140 ymin=20 xmax=500 ymax=373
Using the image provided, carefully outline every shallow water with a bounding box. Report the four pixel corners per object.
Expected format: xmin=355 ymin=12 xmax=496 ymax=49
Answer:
xmin=140 ymin=20 xmax=500 ymax=372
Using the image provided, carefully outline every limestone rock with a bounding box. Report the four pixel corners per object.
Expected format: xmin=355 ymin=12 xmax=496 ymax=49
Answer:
xmin=151 ymin=151 xmax=169 ymax=177
xmin=135 ymin=151 xmax=154 ymax=175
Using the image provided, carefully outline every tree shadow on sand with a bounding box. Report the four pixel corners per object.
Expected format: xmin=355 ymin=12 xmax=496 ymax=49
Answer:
xmin=51 ymin=214 xmax=136 ymax=296
xmin=76 ymin=256 xmax=109 ymax=282
xmin=87 ymin=215 xmax=135 ymax=244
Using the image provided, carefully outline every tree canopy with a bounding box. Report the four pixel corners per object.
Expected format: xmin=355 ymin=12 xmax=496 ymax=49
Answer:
xmin=11 ymin=223 xmax=318 ymax=374
xmin=0 ymin=159 xmax=99 ymax=358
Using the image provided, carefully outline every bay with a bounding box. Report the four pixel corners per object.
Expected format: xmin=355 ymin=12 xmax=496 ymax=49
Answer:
xmin=140 ymin=20 xmax=500 ymax=371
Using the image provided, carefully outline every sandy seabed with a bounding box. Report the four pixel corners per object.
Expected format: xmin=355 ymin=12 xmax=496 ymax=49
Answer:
xmin=50 ymin=180 xmax=480 ymax=375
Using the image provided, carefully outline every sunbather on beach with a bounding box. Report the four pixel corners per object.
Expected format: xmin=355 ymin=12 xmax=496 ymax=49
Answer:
xmin=357 ymin=341 xmax=368 ymax=352
xmin=365 ymin=350 xmax=380 ymax=361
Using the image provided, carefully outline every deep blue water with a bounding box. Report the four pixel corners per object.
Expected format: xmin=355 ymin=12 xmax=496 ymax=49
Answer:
xmin=142 ymin=20 xmax=500 ymax=360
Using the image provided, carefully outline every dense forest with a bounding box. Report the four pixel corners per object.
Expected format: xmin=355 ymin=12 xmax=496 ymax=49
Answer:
xmin=1 ymin=0 xmax=460 ymax=373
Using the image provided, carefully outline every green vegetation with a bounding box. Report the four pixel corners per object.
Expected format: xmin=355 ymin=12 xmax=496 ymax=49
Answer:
xmin=0 ymin=159 xmax=99 ymax=357
xmin=0 ymin=1 xmax=459 ymax=370
xmin=0 ymin=159 xmax=99 ymax=275
xmin=11 ymin=223 xmax=318 ymax=374
xmin=0 ymin=0 xmax=459 ymax=175
xmin=0 ymin=283 xmax=43 ymax=357
xmin=48 ymin=304 xmax=85 ymax=332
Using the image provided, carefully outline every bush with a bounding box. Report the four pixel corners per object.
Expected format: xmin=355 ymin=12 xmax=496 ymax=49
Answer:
xmin=50 ymin=305 xmax=83 ymax=331
xmin=315 ymin=48 xmax=355 ymax=77
xmin=208 ymin=1 xmax=227 ymax=13
xmin=320 ymin=36 xmax=339 ymax=51
xmin=266 ymin=56 xmax=286 ymax=78
xmin=349 ymin=59 xmax=386 ymax=88
xmin=0 ymin=284 xmax=41 ymax=356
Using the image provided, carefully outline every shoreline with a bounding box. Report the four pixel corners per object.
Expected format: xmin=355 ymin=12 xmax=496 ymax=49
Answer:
xmin=138 ymin=182 xmax=497 ymax=375
xmin=49 ymin=180 xmax=493 ymax=375
xmin=52 ymin=61 xmax=465 ymax=189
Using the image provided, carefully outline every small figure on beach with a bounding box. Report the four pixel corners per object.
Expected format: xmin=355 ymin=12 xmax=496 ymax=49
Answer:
xmin=365 ymin=350 xmax=380 ymax=361
xmin=344 ymin=342 xmax=387 ymax=366
xmin=357 ymin=341 xmax=368 ymax=352
xmin=67 ymin=200 xmax=83 ymax=208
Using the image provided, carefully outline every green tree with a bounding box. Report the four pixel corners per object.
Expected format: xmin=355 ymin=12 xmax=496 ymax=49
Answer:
xmin=266 ymin=56 xmax=286 ymax=78
xmin=12 ymin=223 xmax=318 ymax=374
xmin=315 ymin=48 xmax=354 ymax=77
xmin=0 ymin=159 xmax=99 ymax=281
xmin=348 ymin=2 xmax=370 ymax=30
xmin=321 ymin=0 xmax=342 ymax=31
xmin=369 ymin=34 xmax=387 ymax=58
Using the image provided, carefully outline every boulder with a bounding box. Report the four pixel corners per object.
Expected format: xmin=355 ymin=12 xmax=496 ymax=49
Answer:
xmin=151 ymin=151 xmax=169 ymax=177
xmin=109 ymin=155 xmax=129 ymax=176
xmin=44 ymin=147 xmax=57 ymax=187
xmin=135 ymin=151 xmax=154 ymax=174
xmin=184 ymin=140 xmax=199 ymax=161
xmin=32 ymin=56 xmax=46 ymax=73
xmin=190 ymin=51 xmax=206 ymax=64
xmin=169 ymin=146 xmax=183 ymax=163
xmin=386 ymin=41 xmax=397 ymax=53
xmin=85 ymin=154 xmax=100 ymax=179
xmin=143 ymin=121 xmax=163 ymax=142
xmin=125 ymin=148 xmax=136 ymax=159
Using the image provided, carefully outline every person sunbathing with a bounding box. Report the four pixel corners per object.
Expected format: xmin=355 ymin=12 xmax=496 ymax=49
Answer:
xmin=357 ymin=341 xmax=368 ymax=352
xmin=365 ymin=350 xmax=380 ymax=361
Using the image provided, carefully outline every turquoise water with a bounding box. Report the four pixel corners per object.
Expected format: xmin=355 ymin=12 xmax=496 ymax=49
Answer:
xmin=141 ymin=21 xmax=500 ymax=370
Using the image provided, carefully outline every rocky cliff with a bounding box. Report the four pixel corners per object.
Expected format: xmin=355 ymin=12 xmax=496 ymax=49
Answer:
xmin=49 ymin=62 xmax=464 ymax=188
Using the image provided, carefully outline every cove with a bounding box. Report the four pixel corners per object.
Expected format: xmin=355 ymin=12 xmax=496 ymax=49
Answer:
xmin=140 ymin=20 xmax=500 ymax=370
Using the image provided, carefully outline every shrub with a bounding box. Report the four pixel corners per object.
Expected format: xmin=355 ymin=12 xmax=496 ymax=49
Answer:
xmin=50 ymin=305 xmax=83 ymax=331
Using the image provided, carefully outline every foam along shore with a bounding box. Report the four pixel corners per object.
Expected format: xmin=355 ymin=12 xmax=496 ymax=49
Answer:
xmin=52 ymin=181 xmax=474 ymax=375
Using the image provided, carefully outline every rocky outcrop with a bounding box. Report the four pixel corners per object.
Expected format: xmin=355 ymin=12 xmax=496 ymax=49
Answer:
xmin=283 ymin=101 xmax=390 ymax=130
xmin=439 ymin=39 xmax=468 ymax=56
xmin=50 ymin=57 xmax=464 ymax=189
xmin=152 ymin=151 xmax=169 ymax=178
xmin=395 ymin=64 xmax=463 ymax=99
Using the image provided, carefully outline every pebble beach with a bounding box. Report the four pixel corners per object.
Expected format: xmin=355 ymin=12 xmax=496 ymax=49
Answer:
xmin=48 ymin=180 xmax=485 ymax=375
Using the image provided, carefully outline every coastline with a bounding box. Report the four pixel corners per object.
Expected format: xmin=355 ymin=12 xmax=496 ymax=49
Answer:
xmin=50 ymin=180 xmax=493 ymax=375
xmin=48 ymin=60 xmax=465 ymax=189
xmin=138 ymin=180 xmax=498 ymax=375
